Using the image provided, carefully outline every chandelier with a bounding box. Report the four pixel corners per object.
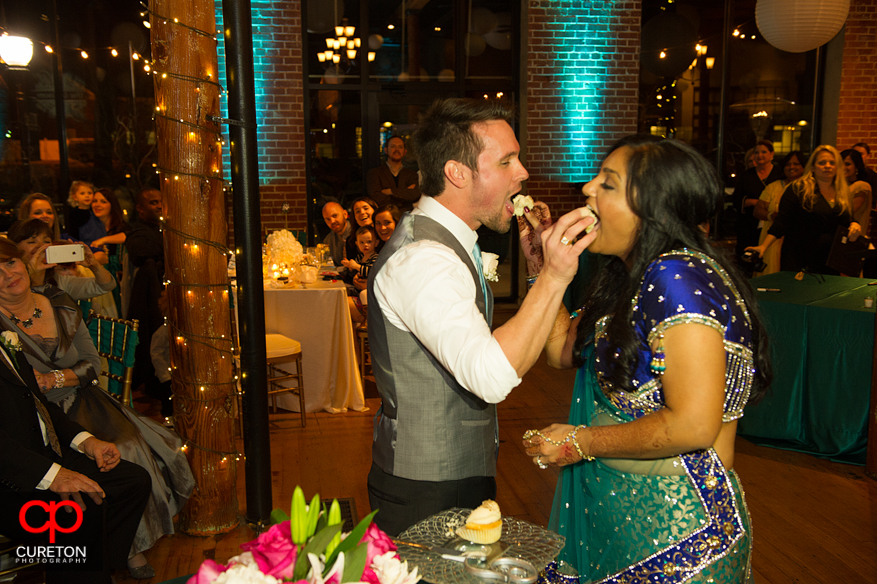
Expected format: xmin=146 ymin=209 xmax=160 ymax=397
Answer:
xmin=318 ymin=19 xmax=375 ymax=68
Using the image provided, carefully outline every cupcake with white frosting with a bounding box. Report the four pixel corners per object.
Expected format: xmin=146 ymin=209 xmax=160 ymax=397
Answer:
xmin=456 ymin=500 xmax=502 ymax=544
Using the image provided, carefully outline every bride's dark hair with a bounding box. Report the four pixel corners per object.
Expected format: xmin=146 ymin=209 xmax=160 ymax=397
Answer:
xmin=573 ymin=135 xmax=772 ymax=403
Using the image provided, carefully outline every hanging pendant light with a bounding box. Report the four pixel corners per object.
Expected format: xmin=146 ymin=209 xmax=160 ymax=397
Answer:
xmin=756 ymin=0 xmax=850 ymax=53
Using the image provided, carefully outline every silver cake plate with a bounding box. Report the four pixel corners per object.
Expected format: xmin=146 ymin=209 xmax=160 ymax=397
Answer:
xmin=396 ymin=508 xmax=565 ymax=584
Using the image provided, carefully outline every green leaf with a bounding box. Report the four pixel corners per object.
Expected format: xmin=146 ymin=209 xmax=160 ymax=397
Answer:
xmin=292 ymin=523 xmax=344 ymax=582
xmin=341 ymin=544 xmax=369 ymax=584
xmin=269 ymin=508 xmax=289 ymax=525
xmin=324 ymin=509 xmax=377 ymax=569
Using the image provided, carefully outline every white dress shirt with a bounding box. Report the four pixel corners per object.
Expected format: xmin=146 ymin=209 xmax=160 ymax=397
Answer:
xmin=373 ymin=195 xmax=520 ymax=404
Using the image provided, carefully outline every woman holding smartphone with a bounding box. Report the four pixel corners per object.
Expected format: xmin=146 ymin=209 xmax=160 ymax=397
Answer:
xmin=0 ymin=235 xmax=194 ymax=579
xmin=8 ymin=219 xmax=117 ymax=302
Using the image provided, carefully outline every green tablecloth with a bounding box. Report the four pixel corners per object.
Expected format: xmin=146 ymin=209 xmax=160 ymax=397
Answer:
xmin=738 ymin=272 xmax=874 ymax=464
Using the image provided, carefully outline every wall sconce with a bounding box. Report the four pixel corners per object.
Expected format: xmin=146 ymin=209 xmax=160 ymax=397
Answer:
xmin=705 ymin=57 xmax=715 ymax=69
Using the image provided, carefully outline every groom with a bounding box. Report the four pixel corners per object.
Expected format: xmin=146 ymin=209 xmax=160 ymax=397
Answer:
xmin=366 ymin=98 xmax=591 ymax=535
xmin=0 ymin=335 xmax=150 ymax=584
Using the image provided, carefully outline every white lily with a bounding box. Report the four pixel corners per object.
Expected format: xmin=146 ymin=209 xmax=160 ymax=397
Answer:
xmin=370 ymin=552 xmax=419 ymax=584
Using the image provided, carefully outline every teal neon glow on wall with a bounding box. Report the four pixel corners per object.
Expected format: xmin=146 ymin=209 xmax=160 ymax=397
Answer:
xmin=214 ymin=1 xmax=280 ymax=181
xmin=543 ymin=0 xmax=628 ymax=183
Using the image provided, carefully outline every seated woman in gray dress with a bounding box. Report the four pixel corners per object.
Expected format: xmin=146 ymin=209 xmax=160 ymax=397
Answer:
xmin=0 ymin=236 xmax=194 ymax=580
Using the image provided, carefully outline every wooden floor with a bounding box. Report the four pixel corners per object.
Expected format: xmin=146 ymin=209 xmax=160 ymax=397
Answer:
xmin=119 ymin=345 xmax=877 ymax=583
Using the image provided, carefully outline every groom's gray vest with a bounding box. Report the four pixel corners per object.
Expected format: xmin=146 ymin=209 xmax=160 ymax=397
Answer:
xmin=367 ymin=213 xmax=497 ymax=482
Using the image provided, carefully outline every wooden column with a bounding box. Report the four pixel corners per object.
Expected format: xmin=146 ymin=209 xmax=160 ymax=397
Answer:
xmin=150 ymin=0 xmax=239 ymax=533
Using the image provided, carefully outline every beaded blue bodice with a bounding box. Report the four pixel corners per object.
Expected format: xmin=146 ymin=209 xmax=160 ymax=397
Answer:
xmin=594 ymin=249 xmax=755 ymax=422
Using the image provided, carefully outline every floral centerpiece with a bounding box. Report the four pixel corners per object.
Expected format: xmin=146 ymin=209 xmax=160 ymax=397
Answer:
xmin=187 ymin=487 xmax=419 ymax=584
xmin=264 ymin=230 xmax=305 ymax=285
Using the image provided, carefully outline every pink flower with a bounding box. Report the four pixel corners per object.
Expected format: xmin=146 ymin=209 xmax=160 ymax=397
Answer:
xmin=240 ymin=521 xmax=298 ymax=579
xmin=359 ymin=523 xmax=397 ymax=584
xmin=186 ymin=559 xmax=228 ymax=584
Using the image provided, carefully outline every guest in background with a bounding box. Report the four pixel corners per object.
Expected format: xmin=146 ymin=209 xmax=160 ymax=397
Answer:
xmin=343 ymin=225 xmax=379 ymax=325
xmin=0 ymin=237 xmax=194 ymax=580
xmin=366 ymin=136 xmax=421 ymax=212
xmin=852 ymin=142 xmax=877 ymax=194
xmin=748 ymin=145 xmax=861 ymax=275
xmin=8 ymin=219 xmax=117 ymax=302
xmin=733 ymin=140 xmax=784 ymax=262
xmin=125 ymin=187 xmax=166 ymax=409
xmin=126 ymin=187 xmax=164 ymax=277
xmin=374 ymin=204 xmax=401 ymax=250
xmin=841 ymin=148 xmax=873 ymax=234
xmin=18 ymin=193 xmax=61 ymax=240
xmin=65 ymin=181 xmax=95 ymax=241
xmin=149 ymin=290 xmax=173 ymax=421
xmin=744 ymin=147 xmax=756 ymax=170
xmin=352 ymin=204 xmax=402 ymax=293
xmin=80 ymin=188 xmax=130 ymax=268
xmin=345 ymin=196 xmax=378 ymax=262
xmin=0 ymin=340 xmax=150 ymax=584
xmin=321 ymin=201 xmax=351 ymax=267
xmin=752 ymin=151 xmax=806 ymax=275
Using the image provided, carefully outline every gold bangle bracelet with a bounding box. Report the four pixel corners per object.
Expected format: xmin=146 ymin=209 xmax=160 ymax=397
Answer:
xmin=569 ymin=425 xmax=595 ymax=461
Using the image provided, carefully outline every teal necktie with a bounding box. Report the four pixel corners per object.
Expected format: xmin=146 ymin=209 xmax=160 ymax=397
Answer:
xmin=472 ymin=241 xmax=488 ymax=302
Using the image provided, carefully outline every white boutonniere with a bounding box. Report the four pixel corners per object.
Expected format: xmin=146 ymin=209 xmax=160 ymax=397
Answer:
xmin=481 ymin=252 xmax=500 ymax=282
xmin=1 ymin=330 xmax=22 ymax=353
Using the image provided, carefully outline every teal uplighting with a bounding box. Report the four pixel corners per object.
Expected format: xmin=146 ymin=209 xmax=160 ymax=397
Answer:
xmin=214 ymin=1 xmax=284 ymax=181
xmin=544 ymin=0 xmax=630 ymax=183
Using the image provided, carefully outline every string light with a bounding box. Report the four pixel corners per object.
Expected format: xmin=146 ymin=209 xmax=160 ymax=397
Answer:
xmin=144 ymin=1 xmax=245 ymax=471
xmin=139 ymin=1 xmax=221 ymax=39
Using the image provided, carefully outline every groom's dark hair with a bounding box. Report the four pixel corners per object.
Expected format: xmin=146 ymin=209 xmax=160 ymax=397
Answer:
xmin=413 ymin=98 xmax=515 ymax=198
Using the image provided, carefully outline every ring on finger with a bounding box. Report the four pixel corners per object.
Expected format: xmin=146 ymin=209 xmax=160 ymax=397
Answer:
xmin=560 ymin=236 xmax=571 ymax=246
xmin=536 ymin=456 xmax=548 ymax=470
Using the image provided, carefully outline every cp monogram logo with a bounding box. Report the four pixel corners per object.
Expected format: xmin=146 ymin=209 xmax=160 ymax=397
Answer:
xmin=19 ymin=500 xmax=84 ymax=543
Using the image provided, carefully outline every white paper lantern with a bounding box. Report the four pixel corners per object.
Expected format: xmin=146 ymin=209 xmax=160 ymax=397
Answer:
xmin=756 ymin=0 xmax=850 ymax=53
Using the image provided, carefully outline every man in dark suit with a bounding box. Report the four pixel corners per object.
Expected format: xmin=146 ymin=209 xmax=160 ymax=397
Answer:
xmin=366 ymin=136 xmax=421 ymax=212
xmin=0 ymin=341 xmax=150 ymax=584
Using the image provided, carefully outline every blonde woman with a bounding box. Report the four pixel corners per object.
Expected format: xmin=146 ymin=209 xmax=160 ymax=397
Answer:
xmin=748 ymin=145 xmax=861 ymax=275
xmin=17 ymin=193 xmax=61 ymax=240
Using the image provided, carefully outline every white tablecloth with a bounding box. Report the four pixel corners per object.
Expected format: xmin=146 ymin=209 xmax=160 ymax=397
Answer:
xmin=261 ymin=280 xmax=367 ymax=414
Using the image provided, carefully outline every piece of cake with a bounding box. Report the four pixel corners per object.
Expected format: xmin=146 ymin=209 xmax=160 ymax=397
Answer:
xmin=582 ymin=205 xmax=599 ymax=234
xmin=513 ymin=194 xmax=535 ymax=217
xmin=456 ymin=500 xmax=502 ymax=544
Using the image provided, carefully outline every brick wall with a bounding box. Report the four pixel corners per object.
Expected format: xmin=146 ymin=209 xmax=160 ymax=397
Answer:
xmin=837 ymin=0 xmax=877 ymax=151
xmin=213 ymin=0 xmax=643 ymax=240
xmin=524 ymin=0 xmax=641 ymax=216
xmin=215 ymin=0 xmax=307 ymax=243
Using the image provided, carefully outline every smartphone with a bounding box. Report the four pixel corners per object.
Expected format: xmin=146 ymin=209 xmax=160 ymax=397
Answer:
xmin=45 ymin=244 xmax=85 ymax=264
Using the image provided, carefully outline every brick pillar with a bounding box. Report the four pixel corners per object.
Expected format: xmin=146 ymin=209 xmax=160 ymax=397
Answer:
xmin=836 ymin=0 xmax=877 ymax=150
xmin=216 ymin=0 xmax=307 ymax=244
xmin=524 ymin=0 xmax=641 ymax=215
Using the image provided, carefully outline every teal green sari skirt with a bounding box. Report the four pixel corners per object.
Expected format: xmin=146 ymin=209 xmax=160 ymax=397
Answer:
xmin=549 ymin=350 xmax=752 ymax=583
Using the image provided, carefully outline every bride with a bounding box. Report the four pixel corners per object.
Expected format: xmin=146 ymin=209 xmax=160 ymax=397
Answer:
xmin=520 ymin=136 xmax=772 ymax=583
